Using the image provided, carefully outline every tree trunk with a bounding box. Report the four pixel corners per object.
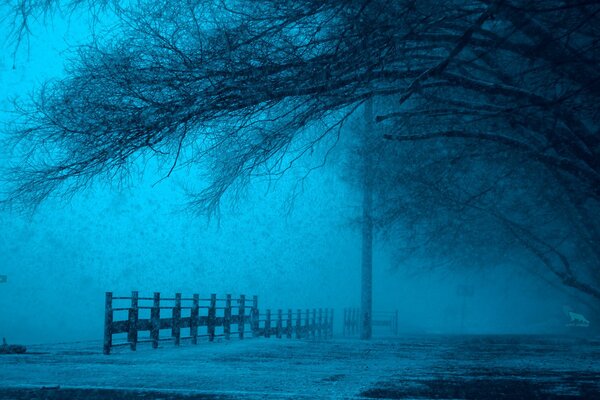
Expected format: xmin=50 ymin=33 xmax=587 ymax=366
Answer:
xmin=361 ymin=98 xmax=374 ymax=340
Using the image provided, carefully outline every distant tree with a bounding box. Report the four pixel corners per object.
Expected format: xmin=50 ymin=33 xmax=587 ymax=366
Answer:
xmin=340 ymin=93 xmax=600 ymax=328
xmin=362 ymin=128 xmax=600 ymax=310
xmin=2 ymin=1 xmax=599 ymax=309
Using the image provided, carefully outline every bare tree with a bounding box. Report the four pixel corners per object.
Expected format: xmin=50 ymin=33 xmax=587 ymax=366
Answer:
xmin=0 ymin=1 xmax=504 ymax=207
xmin=373 ymin=134 xmax=600 ymax=302
xmin=2 ymin=1 xmax=599 ymax=308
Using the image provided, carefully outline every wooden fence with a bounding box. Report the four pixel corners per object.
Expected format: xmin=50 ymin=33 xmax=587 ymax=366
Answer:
xmin=103 ymin=292 xmax=333 ymax=354
xmin=255 ymin=308 xmax=334 ymax=340
xmin=343 ymin=308 xmax=398 ymax=337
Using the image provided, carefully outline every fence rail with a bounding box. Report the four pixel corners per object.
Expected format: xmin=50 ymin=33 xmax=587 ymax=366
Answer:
xmin=104 ymin=291 xmax=333 ymax=354
xmin=343 ymin=307 xmax=398 ymax=337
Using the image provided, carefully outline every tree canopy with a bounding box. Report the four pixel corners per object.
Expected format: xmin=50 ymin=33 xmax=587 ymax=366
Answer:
xmin=2 ymin=1 xmax=600 ymax=304
xmin=5 ymin=1 xmax=596 ymax=205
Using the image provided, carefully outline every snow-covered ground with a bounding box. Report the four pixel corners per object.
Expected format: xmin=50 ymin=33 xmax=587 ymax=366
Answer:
xmin=1 ymin=335 xmax=599 ymax=399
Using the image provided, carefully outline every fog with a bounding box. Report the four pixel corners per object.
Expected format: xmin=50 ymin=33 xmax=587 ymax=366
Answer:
xmin=0 ymin=6 xmax=583 ymax=347
xmin=0 ymin=153 xmax=571 ymax=344
xmin=0 ymin=160 xmax=571 ymax=345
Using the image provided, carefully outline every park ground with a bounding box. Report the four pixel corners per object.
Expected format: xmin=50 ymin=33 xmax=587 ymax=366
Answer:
xmin=0 ymin=335 xmax=599 ymax=399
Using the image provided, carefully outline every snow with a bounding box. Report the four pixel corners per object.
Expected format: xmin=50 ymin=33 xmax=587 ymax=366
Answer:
xmin=1 ymin=335 xmax=599 ymax=399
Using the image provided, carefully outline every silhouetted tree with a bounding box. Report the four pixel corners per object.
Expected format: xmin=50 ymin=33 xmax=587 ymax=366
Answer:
xmin=3 ymin=1 xmax=599 ymax=308
xmin=368 ymin=132 xmax=600 ymax=309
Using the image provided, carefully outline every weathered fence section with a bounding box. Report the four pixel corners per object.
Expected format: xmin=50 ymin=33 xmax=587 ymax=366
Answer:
xmin=256 ymin=308 xmax=334 ymax=340
xmin=104 ymin=292 xmax=333 ymax=354
xmin=343 ymin=307 xmax=398 ymax=337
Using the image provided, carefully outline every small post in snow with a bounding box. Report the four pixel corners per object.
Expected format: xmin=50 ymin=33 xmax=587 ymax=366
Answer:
xmin=224 ymin=294 xmax=232 ymax=340
xmin=103 ymin=292 xmax=113 ymax=355
xmin=208 ymin=294 xmax=216 ymax=342
xmin=191 ymin=294 xmax=199 ymax=344
xmin=331 ymin=309 xmax=335 ymax=338
xmin=150 ymin=292 xmax=161 ymax=349
xmin=128 ymin=291 xmax=139 ymax=350
xmin=286 ymin=309 xmax=293 ymax=339
xmin=276 ymin=309 xmax=283 ymax=338
xmin=172 ymin=293 xmax=181 ymax=346
xmin=305 ymin=309 xmax=310 ymax=339
xmin=295 ymin=309 xmax=302 ymax=339
xmin=318 ymin=309 xmax=323 ymax=339
xmin=265 ymin=309 xmax=271 ymax=338
xmin=251 ymin=295 xmax=259 ymax=338
xmin=238 ymin=295 xmax=246 ymax=339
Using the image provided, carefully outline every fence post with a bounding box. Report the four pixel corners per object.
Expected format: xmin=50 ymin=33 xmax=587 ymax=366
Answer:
xmin=265 ymin=309 xmax=271 ymax=338
xmin=208 ymin=293 xmax=216 ymax=342
xmin=128 ymin=291 xmax=139 ymax=351
xmin=286 ymin=309 xmax=292 ymax=339
xmin=318 ymin=309 xmax=323 ymax=339
xmin=330 ymin=309 xmax=334 ymax=339
xmin=224 ymin=294 xmax=232 ymax=340
xmin=323 ymin=309 xmax=328 ymax=340
xmin=276 ymin=309 xmax=282 ymax=339
xmin=312 ymin=309 xmax=317 ymax=338
xmin=151 ymin=292 xmax=161 ymax=349
xmin=238 ymin=295 xmax=246 ymax=339
xmin=295 ymin=309 xmax=301 ymax=339
xmin=304 ymin=309 xmax=310 ymax=339
xmin=394 ymin=310 xmax=399 ymax=336
xmin=103 ymin=292 xmax=113 ymax=355
xmin=173 ymin=293 xmax=181 ymax=346
xmin=251 ymin=295 xmax=259 ymax=338
xmin=347 ymin=308 xmax=351 ymax=335
xmin=191 ymin=294 xmax=199 ymax=344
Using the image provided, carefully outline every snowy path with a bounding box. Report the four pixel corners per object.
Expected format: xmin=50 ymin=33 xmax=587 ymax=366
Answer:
xmin=1 ymin=335 xmax=599 ymax=399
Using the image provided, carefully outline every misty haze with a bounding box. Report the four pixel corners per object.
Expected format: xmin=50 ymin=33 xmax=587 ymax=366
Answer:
xmin=1 ymin=1 xmax=599 ymax=399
